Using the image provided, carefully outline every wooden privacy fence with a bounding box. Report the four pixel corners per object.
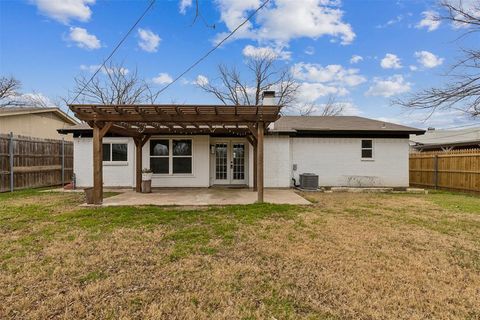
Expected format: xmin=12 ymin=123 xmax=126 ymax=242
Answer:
xmin=409 ymin=149 xmax=480 ymax=193
xmin=0 ymin=133 xmax=73 ymax=192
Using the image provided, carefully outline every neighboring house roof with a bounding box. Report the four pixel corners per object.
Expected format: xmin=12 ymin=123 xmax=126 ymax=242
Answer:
xmin=58 ymin=123 xmax=91 ymax=133
xmin=410 ymin=127 xmax=480 ymax=150
xmin=0 ymin=107 xmax=78 ymax=125
xmin=272 ymin=116 xmax=424 ymax=135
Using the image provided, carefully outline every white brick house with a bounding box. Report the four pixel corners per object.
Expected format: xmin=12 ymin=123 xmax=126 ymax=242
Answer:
xmin=60 ymin=115 xmax=423 ymax=189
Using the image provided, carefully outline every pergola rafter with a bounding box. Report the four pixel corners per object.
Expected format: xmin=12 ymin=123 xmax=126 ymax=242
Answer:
xmin=69 ymin=104 xmax=281 ymax=205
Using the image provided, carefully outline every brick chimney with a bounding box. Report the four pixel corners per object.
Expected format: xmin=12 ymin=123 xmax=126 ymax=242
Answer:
xmin=262 ymin=91 xmax=276 ymax=105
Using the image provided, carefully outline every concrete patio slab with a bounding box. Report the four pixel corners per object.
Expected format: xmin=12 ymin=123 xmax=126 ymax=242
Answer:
xmin=100 ymin=188 xmax=310 ymax=206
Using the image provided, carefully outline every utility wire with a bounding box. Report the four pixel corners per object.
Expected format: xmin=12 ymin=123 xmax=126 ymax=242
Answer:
xmin=69 ymin=0 xmax=156 ymax=105
xmin=155 ymin=0 xmax=271 ymax=96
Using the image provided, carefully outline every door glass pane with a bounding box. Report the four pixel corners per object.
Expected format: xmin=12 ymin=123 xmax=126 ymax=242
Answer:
xmin=173 ymin=157 xmax=192 ymax=174
xmin=102 ymin=144 xmax=111 ymax=161
xmin=112 ymin=144 xmax=127 ymax=161
xmin=150 ymin=140 xmax=169 ymax=156
xmin=232 ymin=143 xmax=245 ymax=180
xmin=215 ymin=143 xmax=227 ymax=180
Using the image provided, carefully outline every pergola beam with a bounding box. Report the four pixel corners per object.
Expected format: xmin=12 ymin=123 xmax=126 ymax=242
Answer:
xmin=73 ymin=114 xmax=278 ymax=123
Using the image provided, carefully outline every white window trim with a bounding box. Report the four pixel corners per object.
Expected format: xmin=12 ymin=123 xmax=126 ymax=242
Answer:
xmin=102 ymin=142 xmax=129 ymax=166
xmin=361 ymin=139 xmax=375 ymax=161
xmin=150 ymin=138 xmax=194 ymax=176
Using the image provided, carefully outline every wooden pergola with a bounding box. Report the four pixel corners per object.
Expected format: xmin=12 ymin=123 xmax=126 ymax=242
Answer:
xmin=69 ymin=104 xmax=282 ymax=205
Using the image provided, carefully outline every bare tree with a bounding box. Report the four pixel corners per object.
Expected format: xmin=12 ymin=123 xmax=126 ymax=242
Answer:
xmin=0 ymin=76 xmax=21 ymax=105
xmin=197 ymin=51 xmax=299 ymax=112
xmin=69 ymin=62 xmax=158 ymax=105
xmin=0 ymin=75 xmax=50 ymax=108
xmin=300 ymin=95 xmax=346 ymax=116
xmin=394 ymin=0 xmax=480 ymax=118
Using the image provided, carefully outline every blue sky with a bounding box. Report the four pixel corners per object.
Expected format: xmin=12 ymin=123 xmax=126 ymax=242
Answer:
xmin=0 ymin=0 xmax=478 ymax=129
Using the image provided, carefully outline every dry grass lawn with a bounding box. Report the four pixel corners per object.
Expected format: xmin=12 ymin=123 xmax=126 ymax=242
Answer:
xmin=0 ymin=189 xmax=479 ymax=319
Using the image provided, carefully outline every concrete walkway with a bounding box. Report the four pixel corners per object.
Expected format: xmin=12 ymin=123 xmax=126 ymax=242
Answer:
xmin=101 ymin=188 xmax=310 ymax=206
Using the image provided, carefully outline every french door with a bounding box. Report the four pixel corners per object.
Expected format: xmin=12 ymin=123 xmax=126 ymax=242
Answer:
xmin=214 ymin=141 xmax=247 ymax=185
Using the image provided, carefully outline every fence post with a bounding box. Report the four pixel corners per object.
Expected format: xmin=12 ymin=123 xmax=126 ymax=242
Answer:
xmin=61 ymin=138 xmax=65 ymax=187
xmin=9 ymin=132 xmax=14 ymax=192
xmin=433 ymin=154 xmax=439 ymax=190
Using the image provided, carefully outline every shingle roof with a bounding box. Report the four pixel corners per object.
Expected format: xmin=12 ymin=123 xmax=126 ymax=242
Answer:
xmin=58 ymin=116 xmax=425 ymax=135
xmin=272 ymin=116 xmax=424 ymax=134
xmin=0 ymin=106 xmax=48 ymax=114
xmin=0 ymin=106 xmax=78 ymax=125
xmin=410 ymin=128 xmax=480 ymax=146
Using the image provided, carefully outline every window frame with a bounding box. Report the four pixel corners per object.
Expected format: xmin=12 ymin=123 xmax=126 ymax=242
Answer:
xmin=102 ymin=142 xmax=128 ymax=165
xmin=361 ymin=139 xmax=374 ymax=161
xmin=149 ymin=138 xmax=194 ymax=175
xmin=172 ymin=139 xmax=193 ymax=174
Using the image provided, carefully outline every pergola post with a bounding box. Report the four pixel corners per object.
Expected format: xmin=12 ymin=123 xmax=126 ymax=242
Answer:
xmin=257 ymin=122 xmax=264 ymax=203
xmin=92 ymin=122 xmax=112 ymax=204
xmin=253 ymin=143 xmax=258 ymax=191
xmin=135 ymin=139 xmax=142 ymax=192
xmin=246 ymin=134 xmax=258 ymax=192
xmin=134 ymin=135 xmax=151 ymax=193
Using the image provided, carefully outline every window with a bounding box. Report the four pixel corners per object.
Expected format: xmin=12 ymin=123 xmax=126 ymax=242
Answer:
xmin=150 ymin=139 xmax=193 ymax=174
xmin=103 ymin=143 xmax=127 ymax=162
xmin=361 ymin=139 xmax=373 ymax=159
xmin=173 ymin=140 xmax=192 ymax=174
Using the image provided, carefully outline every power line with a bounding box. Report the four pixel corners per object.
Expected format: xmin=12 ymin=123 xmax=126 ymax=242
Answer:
xmin=69 ymin=0 xmax=156 ymax=105
xmin=155 ymin=0 xmax=271 ymax=96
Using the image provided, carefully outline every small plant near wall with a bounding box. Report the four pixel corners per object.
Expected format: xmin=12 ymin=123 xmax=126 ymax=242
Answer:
xmin=142 ymin=168 xmax=153 ymax=181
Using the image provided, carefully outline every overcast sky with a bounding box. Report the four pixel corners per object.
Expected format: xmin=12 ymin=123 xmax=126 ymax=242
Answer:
xmin=1 ymin=0 xmax=479 ymax=129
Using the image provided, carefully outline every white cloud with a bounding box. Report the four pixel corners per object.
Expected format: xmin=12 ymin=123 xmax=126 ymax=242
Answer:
xmin=415 ymin=50 xmax=444 ymax=68
xmin=376 ymin=14 xmax=403 ymax=28
xmin=292 ymin=63 xmax=366 ymax=87
xmin=304 ymin=46 xmax=315 ymax=55
xmin=416 ymin=10 xmax=440 ymax=31
xmin=409 ymin=65 xmax=418 ymax=71
xmin=378 ymin=109 xmax=477 ymax=129
xmin=380 ymin=53 xmax=402 ymax=69
xmin=350 ymin=55 xmax=363 ymax=64
xmin=195 ymin=75 xmax=209 ymax=86
xmin=152 ymin=73 xmax=173 ymax=85
xmin=214 ymin=0 xmax=355 ymax=45
xmin=366 ymin=75 xmax=411 ymax=97
xmin=297 ymin=82 xmax=349 ymax=102
xmin=302 ymin=101 xmax=361 ymax=116
xmin=242 ymin=44 xmax=291 ymax=60
xmin=179 ymin=0 xmax=192 ymax=14
xmin=80 ymin=64 xmax=100 ymax=73
xmin=13 ymin=92 xmax=54 ymax=107
xmin=80 ymin=64 xmax=129 ymax=75
xmin=138 ymin=28 xmax=161 ymax=53
xmin=32 ymin=0 xmax=95 ymax=24
xmin=68 ymin=27 xmax=101 ymax=49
